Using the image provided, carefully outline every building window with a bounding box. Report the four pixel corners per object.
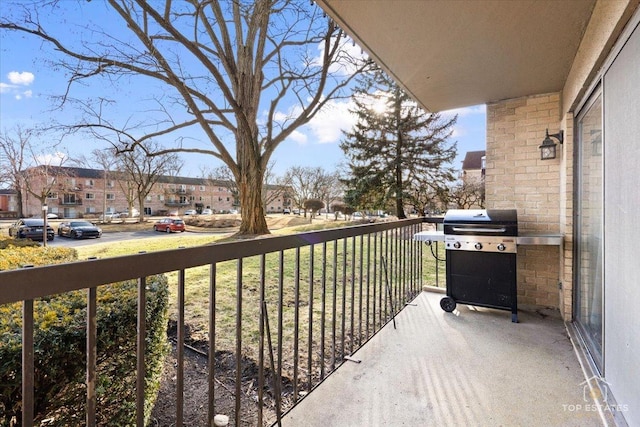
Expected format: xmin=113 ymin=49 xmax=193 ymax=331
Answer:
xmin=189 ymin=196 xmax=195 ymax=202
xmin=85 ymin=193 xmax=95 ymax=200
xmin=146 ymin=195 xmax=152 ymax=201
xmin=63 ymin=193 xmax=77 ymax=204
xmin=158 ymin=195 xmax=165 ymax=201
xmin=85 ymin=207 xmax=96 ymax=213
xmin=106 ymin=193 xmax=115 ymax=200
xmin=200 ymin=186 xmax=205 ymax=191
xmin=107 ymin=180 xmax=115 ymax=188
xmin=46 ymin=192 xmax=58 ymax=199
xmin=85 ymin=179 xmax=94 ymax=187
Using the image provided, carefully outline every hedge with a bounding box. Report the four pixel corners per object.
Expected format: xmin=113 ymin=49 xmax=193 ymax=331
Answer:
xmin=0 ymin=242 xmax=169 ymax=426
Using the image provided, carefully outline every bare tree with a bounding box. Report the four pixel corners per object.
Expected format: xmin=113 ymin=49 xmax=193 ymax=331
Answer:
xmin=303 ymin=198 xmax=324 ymax=220
xmin=314 ymin=171 xmax=343 ymax=216
xmin=284 ymin=166 xmax=334 ymax=217
xmin=0 ymin=125 xmax=32 ymax=217
xmin=444 ymin=177 xmax=486 ymax=210
xmin=1 ymin=1 xmax=369 ymax=235
xmin=114 ymin=142 xmax=183 ymax=222
xmin=405 ymin=175 xmax=452 ymax=216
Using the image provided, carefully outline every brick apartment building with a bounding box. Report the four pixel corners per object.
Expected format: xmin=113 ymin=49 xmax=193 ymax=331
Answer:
xmin=460 ymin=150 xmax=485 ymax=183
xmin=19 ymin=166 xmax=291 ymax=219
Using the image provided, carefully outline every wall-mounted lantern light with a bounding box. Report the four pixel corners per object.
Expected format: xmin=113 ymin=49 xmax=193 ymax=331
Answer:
xmin=539 ymin=129 xmax=564 ymax=160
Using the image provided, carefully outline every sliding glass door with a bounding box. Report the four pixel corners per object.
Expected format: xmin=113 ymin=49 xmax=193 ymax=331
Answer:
xmin=574 ymin=89 xmax=603 ymax=371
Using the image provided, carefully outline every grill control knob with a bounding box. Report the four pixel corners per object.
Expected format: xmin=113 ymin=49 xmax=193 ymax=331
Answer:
xmin=474 ymin=243 xmax=483 ymax=250
xmin=497 ymin=243 xmax=506 ymax=252
xmin=453 ymin=242 xmax=461 ymax=249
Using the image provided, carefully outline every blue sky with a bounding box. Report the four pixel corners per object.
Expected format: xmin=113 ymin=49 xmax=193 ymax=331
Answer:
xmin=0 ymin=2 xmax=485 ymax=178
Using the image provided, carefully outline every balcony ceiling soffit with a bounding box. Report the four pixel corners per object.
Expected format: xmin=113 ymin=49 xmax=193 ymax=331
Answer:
xmin=317 ymin=0 xmax=596 ymax=112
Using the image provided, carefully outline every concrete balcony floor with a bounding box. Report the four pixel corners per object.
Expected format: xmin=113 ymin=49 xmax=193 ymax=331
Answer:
xmin=282 ymin=291 xmax=604 ymax=427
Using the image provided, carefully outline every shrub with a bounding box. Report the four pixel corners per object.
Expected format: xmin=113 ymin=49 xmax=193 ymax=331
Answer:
xmin=303 ymin=199 xmax=325 ymax=217
xmin=0 ymin=236 xmax=42 ymax=251
xmin=0 ymin=246 xmax=169 ymax=426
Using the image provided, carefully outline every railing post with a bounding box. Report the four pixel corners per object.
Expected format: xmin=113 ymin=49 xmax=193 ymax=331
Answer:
xmin=234 ymin=259 xmax=243 ymax=427
xmin=86 ymin=286 xmax=97 ymax=427
xmin=22 ymin=298 xmax=34 ymax=427
xmin=136 ymin=276 xmax=146 ymax=427
xmin=176 ymin=269 xmax=185 ymax=427
xmin=208 ymin=263 xmax=217 ymax=426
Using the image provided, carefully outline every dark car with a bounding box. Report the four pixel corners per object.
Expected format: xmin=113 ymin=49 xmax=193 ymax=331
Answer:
xmin=153 ymin=218 xmax=186 ymax=233
xmin=9 ymin=218 xmax=55 ymax=241
xmin=57 ymin=221 xmax=103 ymax=239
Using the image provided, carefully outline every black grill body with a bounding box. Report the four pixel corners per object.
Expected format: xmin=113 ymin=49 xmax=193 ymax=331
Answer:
xmin=442 ymin=209 xmax=519 ymax=322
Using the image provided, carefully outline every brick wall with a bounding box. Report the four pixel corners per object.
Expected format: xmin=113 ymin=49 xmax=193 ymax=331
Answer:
xmin=485 ymin=92 xmax=563 ymax=309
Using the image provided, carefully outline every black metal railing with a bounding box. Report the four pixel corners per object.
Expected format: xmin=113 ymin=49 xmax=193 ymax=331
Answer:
xmin=0 ymin=218 xmax=435 ymax=427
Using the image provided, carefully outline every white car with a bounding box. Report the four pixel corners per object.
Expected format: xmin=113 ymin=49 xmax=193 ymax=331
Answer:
xmin=99 ymin=213 xmax=117 ymax=221
xmin=201 ymin=208 xmax=213 ymax=215
xmin=184 ymin=209 xmax=197 ymax=215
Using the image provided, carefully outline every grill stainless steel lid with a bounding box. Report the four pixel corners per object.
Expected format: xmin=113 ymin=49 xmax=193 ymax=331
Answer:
xmin=441 ymin=209 xmax=519 ymax=322
xmin=443 ymin=209 xmax=517 ymax=236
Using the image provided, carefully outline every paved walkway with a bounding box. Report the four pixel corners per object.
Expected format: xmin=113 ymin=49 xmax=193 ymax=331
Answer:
xmin=282 ymin=291 xmax=605 ymax=427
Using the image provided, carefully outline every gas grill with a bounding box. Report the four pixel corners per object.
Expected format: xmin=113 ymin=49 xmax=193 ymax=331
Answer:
xmin=441 ymin=209 xmax=519 ymax=322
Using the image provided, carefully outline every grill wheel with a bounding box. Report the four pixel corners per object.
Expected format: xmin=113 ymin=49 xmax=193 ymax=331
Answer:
xmin=440 ymin=296 xmax=457 ymax=312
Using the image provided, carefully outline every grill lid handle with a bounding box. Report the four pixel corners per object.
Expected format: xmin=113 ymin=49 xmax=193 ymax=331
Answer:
xmin=451 ymin=227 xmax=507 ymax=233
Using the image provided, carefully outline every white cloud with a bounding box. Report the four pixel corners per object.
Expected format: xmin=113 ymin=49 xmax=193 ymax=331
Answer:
xmin=36 ymin=152 xmax=67 ymax=166
xmin=8 ymin=71 xmax=35 ymax=86
xmin=313 ymin=36 xmax=369 ymax=76
xmin=306 ymin=98 xmax=357 ymax=144
xmin=23 ymin=90 xmax=33 ymax=98
xmin=287 ymin=130 xmax=307 ymax=144
xmin=441 ymin=104 xmax=486 ymax=118
xmin=0 ymin=82 xmax=13 ymax=93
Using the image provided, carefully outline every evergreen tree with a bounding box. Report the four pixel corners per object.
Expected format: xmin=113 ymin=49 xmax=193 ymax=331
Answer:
xmin=340 ymin=68 xmax=457 ymax=218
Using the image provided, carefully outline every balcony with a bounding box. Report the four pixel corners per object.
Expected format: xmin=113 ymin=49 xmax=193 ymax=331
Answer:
xmin=0 ymin=218 xmax=607 ymax=426
xmin=164 ymin=201 xmax=191 ymax=207
xmin=60 ymin=197 xmax=83 ymax=206
xmin=165 ymin=188 xmax=193 ymax=196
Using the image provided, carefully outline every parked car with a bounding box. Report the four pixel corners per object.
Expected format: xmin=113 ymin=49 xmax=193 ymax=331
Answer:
xmin=283 ymin=208 xmax=291 ymax=214
xmin=184 ymin=209 xmax=197 ymax=215
xmin=46 ymin=213 xmax=59 ymax=219
xmin=57 ymin=221 xmax=103 ymax=239
xmin=99 ymin=213 xmax=118 ymax=221
xmin=201 ymin=208 xmax=213 ymax=215
xmin=9 ymin=218 xmax=55 ymax=241
xmin=154 ymin=218 xmax=186 ymax=233
xmin=118 ymin=209 xmax=140 ymax=218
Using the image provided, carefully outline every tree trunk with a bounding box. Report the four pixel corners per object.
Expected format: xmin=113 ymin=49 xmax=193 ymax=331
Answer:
xmin=238 ymin=167 xmax=268 ymax=235
xmin=138 ymin=200 xmax=145 ymax=223
xmin=16 ymin=190 xmax=24 ymax=218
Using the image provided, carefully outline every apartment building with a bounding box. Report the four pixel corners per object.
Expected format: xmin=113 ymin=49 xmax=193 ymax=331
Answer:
xmin=20 ymin=166 xmax=291 ymax=218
